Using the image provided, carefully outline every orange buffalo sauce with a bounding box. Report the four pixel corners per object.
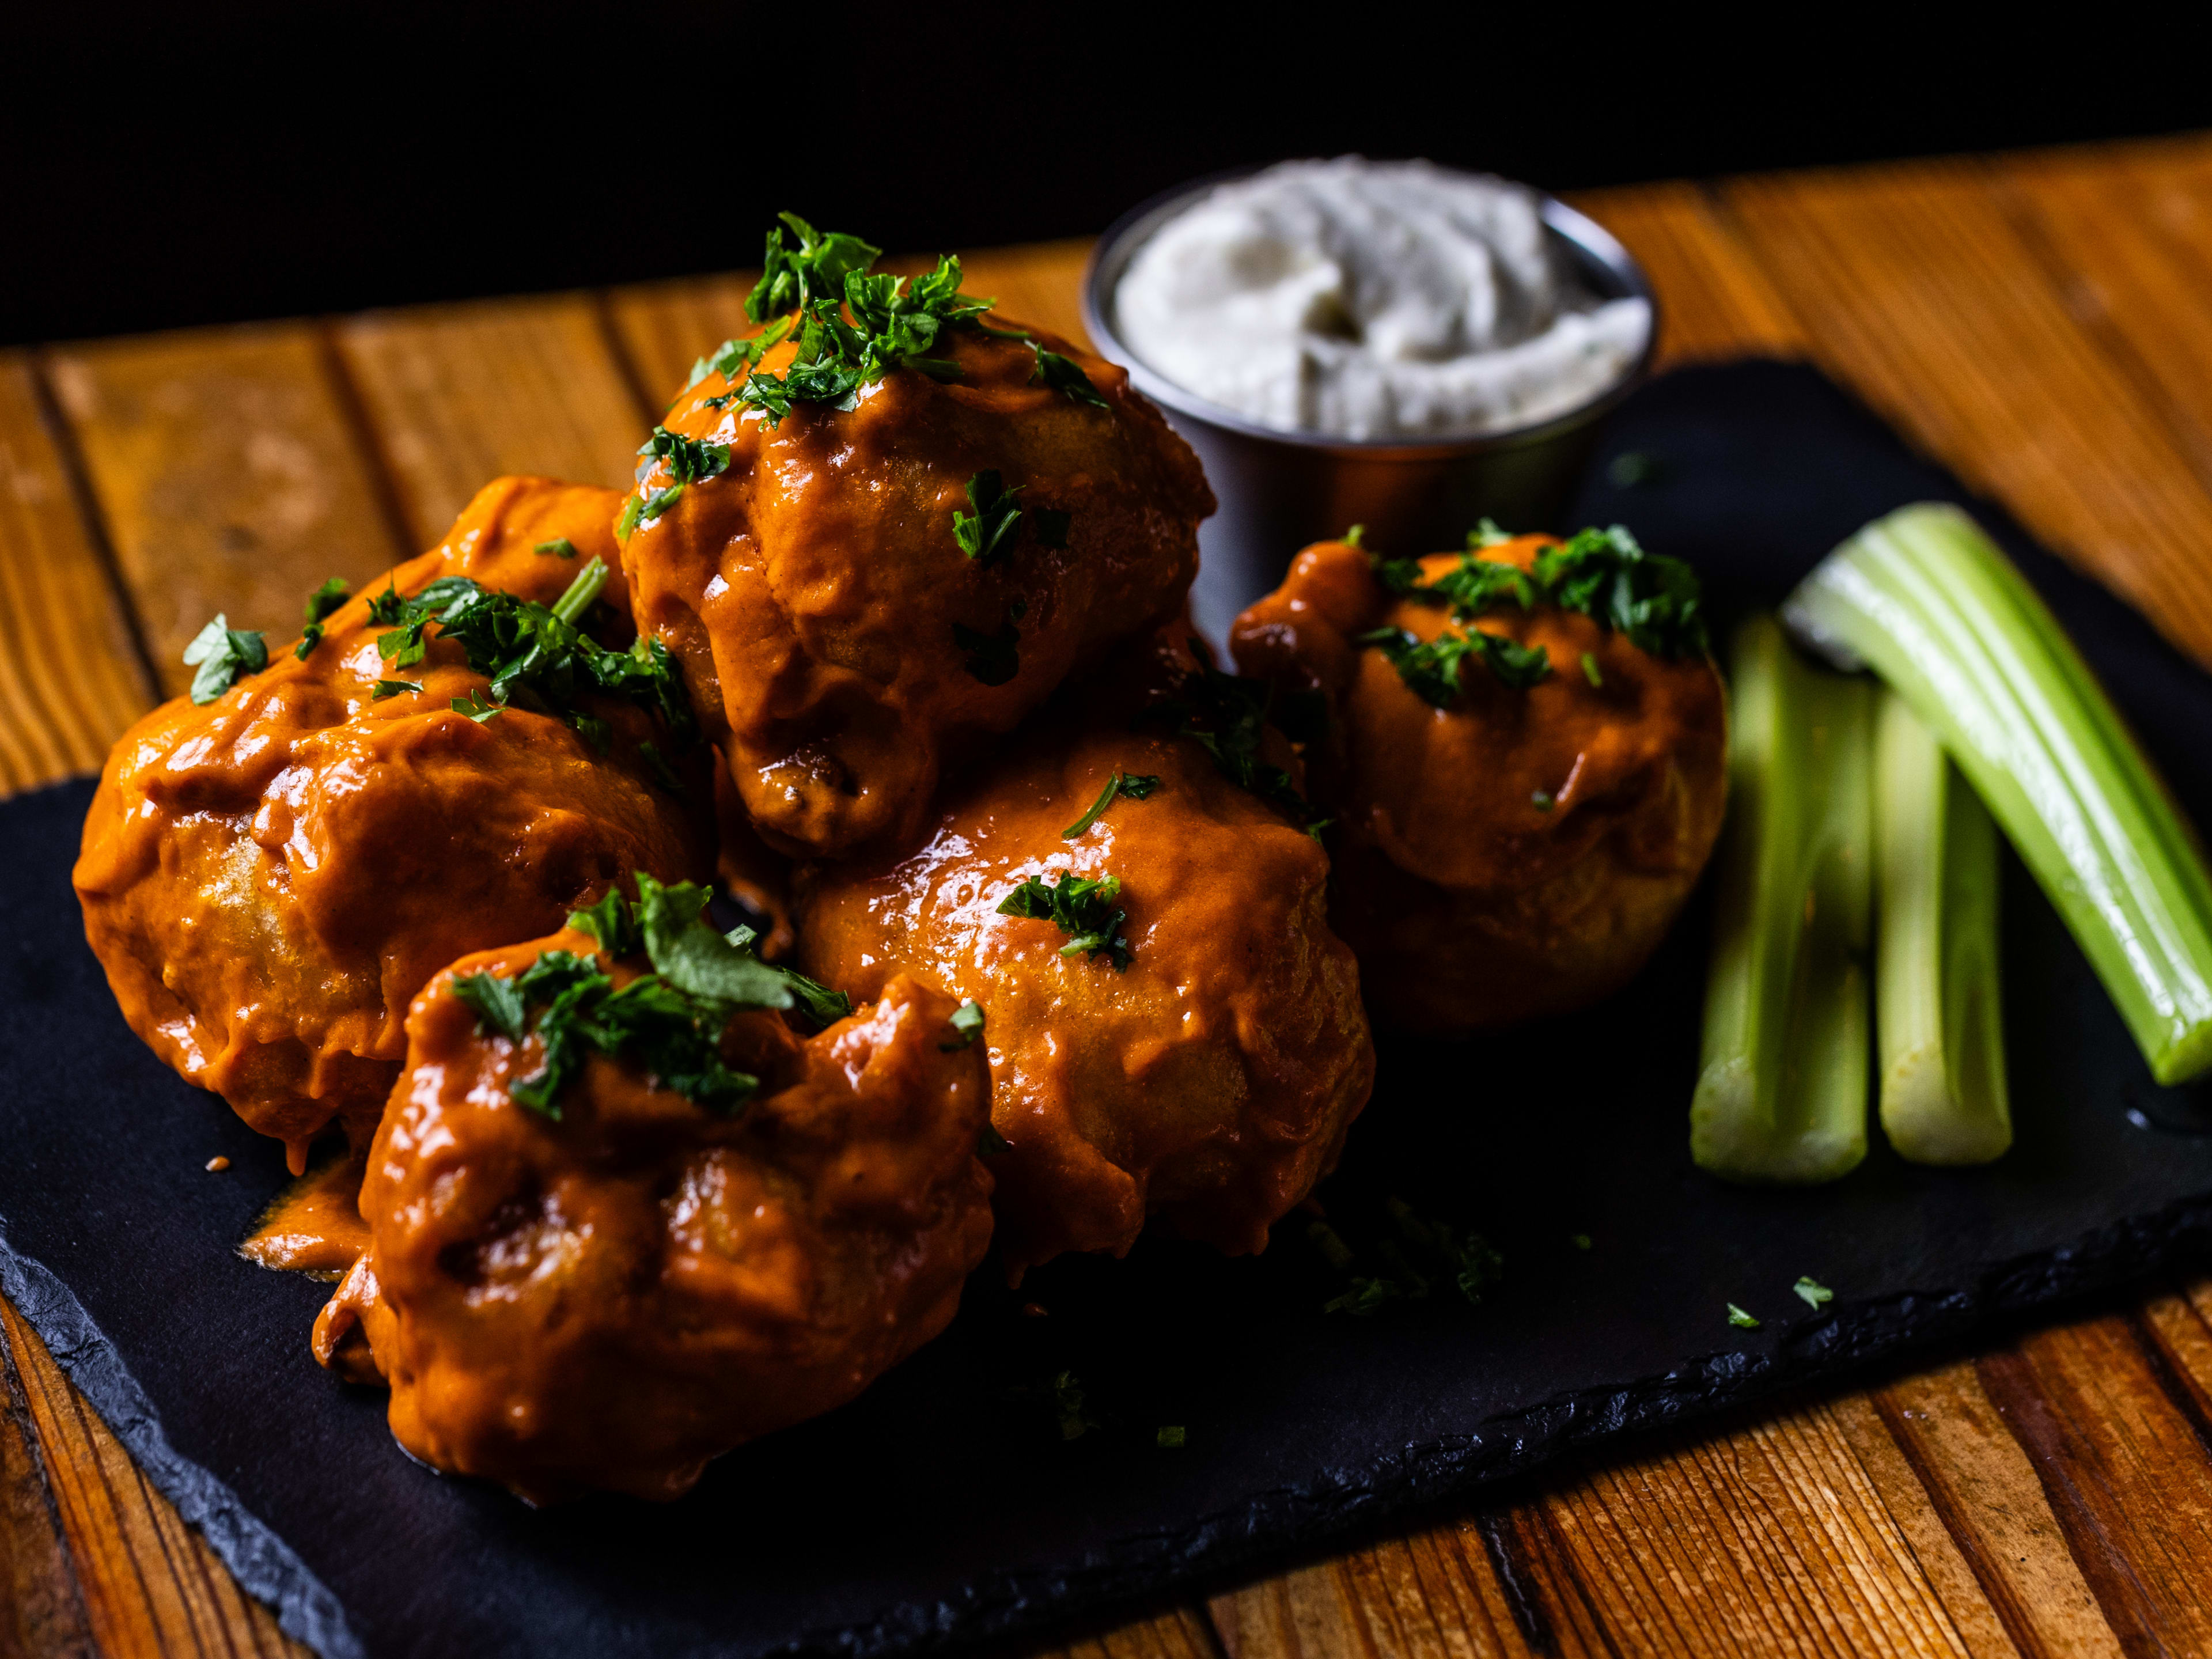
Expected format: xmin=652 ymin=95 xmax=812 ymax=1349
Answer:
xmin=238 ymin=1152 xmax=370 ymax=1278
xmin=1232 ymin=535 xmax=1728 ymax=1031
xmin=621 ymin=318 xmax=1211 ymax=862
xmin=73 ymin=478 xmax=714 ymax=1171
xmin=798 ymin=631 xmax=1374 ymax=1277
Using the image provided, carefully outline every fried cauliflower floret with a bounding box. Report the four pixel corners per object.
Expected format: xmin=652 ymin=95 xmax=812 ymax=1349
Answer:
xmin=619 ymin=315 xmax=1210 ymax=861
xmin=73 ymin=478 xmax=712 ymax=1169
xmin=796 ymin=635 xmax=1373 ymax=1277
xmin=313 ymin=927 xmax=993 ymax=1503
xmin=1231 ymin=532 xmax=1727 ymax=1032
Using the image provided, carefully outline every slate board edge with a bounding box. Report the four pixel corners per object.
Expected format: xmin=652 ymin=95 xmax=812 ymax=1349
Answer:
xmin=10 ymin=1163 xmax=2211 ymax=1659
xmin=0 ymin=1231 xmax=366 ymax=1659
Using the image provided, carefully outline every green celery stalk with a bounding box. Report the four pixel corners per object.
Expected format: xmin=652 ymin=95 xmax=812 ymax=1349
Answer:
xmin=1785 ymin=503 xmax=2212 ymax=1085
xmin=1691 ymin=614 xmax=1874 ymax=1184
xmin=1873 ymin=688 xmax=2012 ymax=1163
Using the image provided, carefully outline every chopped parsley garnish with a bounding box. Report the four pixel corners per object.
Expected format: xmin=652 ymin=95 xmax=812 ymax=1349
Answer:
xmin=1532 ymin=525 xmax=1707 ymax=656
xmin=997 ymin=870 xmax=1132 ymax=971
xmin=183 ymin=614 xmax=268 ymax=704
xmin=1157 ymin=1426 xmax=1187 ymax=1449
xmin=1060 ymin=771 xmax=1160 ymax=839
xmin=1531 ymin=790 xmax=1554 ymax=811
xmin=1468 ymin=517 xmax=1512 ymax=549
xmin=955 ymin=600 xmax=1025 ymax=686
xmin=362 ymin=558 xmax=694 ymax=750
xmin=1728 ymin=1302 xmax=1762 ymax=1329
xmin=1570 ymin=1232 xmax=1593 ymax=1250
xmin=1582 ymin=652 xmax=1603 ymax=687
xmin=698 ymin=213 xmax=1103 ymax=431
xmin=638 ymin=426 xmax=730 ymax=486
xmin=452 ymin=690 xmax=502 ymax=722
xmin=747 ymin=214 xmax=884 ymax=323
xmin=941 ymin=999 xmax=985 ymax=1051
xmin=1364 ymin=522 xmax=1707 ymax=690
xmin=371 ymin=678 xmax=417 ymax=700
xmin=452 ymin=875 xmax=849 ymax=1119
xmin=533 ymin=538 xmax=578 ymax=559
xmin=1141 ymin=649 xmax=1326 ymax=835
xmin=1316 ymin=1197 xmax=1502 ymax=1316
xmin=1358 ymin=623 xmax=1553 ymax=704
xmin=1794 ymin=1276 xmax=1834 ymax=1309
xmin=295 ymin=578 xmax=351 ymax=660
xmin=954 ymin=470 xmax=1025 ymax=565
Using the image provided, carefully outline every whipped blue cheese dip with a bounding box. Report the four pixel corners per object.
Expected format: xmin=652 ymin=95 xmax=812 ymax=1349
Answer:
xmin=1113 ymin=158 xmax=1650 ymax=441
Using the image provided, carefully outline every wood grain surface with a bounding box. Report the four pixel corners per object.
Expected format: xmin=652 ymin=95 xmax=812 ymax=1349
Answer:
xmin=8 ymin=138 xmax=2212 ymax=1657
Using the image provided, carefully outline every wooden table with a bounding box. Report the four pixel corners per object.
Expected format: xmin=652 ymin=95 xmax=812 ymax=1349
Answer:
xmin=9 ymin=134 xmax=2212 ymax=1658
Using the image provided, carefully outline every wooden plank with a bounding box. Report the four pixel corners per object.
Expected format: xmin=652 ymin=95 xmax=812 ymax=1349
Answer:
xmin=1874 ymin=1361 xmax=2124 ymax=1658
xmin=1973 ymin=1312 xmax=2212 ymax=1654
xmin=1998 ymin=135 xmax=2212 ymax=488
xmin=1570 ymin=181 xmax=1806 ymax=366
xmin=1048 ymin=1606 xmax=1225 ymax=1659
xmin=1722 ymin=156 xmax=2212 ymax=669
xmin=0 ymin=1296 xmax=308 ymax=1658
xmin=43 ymin=323 xmax=408 ymax=698
xmin=333 ymin=292 xmax=650 ymax=548
xmin=0 ymin=353 xmax=153 ymax=793
xmin=1 ymin=1306 xmax=96 ymax=1659
xmin=1210 ymin=1519 xmax=1548 ymax=1659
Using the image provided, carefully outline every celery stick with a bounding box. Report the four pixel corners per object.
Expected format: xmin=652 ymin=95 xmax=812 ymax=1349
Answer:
xmin=1786 ymin=503 xmax=2212 ymax=1085
xmin=1874 ymin=690 xmax=2011 ymax=1164
xmin=1691 ymin=615 xmax=1874 ymax=1184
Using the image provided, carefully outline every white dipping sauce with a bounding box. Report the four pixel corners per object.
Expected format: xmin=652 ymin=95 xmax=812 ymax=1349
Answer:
xmin=1113 ymin=158 xmax=1650 ymax=441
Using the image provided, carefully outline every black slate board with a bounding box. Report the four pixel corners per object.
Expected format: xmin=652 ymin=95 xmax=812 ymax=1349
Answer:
xmin=10 ymin=360 xmax=2212 ymax=1659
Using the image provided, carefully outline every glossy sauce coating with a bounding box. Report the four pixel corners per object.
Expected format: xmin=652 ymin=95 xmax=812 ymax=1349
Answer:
xmin=1232 ymin=536 xmax=1727 ymax=1030
xmin=621 ymin=319 xmax=1211 ymax=860
xmin=74 ymin=478 xmax=713 ymax=1169
xmin=313 ymin=930 xmax=993 ymax=1502
xmin=797 ymin=637 xmax=1374 ymax=1276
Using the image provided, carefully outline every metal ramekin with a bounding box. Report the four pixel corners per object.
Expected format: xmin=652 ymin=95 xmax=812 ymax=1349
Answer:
xmin=1081 ymin=170 xmax=1660 ymax=645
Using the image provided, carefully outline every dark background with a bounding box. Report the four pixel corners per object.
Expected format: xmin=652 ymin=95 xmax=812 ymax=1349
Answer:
xmin=5 ymin=5 xmax=2205 ymax=347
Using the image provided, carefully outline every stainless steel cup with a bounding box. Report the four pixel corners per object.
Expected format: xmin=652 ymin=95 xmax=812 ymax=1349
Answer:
xmin=1081 ymin=174 xmax=1659 ymax=645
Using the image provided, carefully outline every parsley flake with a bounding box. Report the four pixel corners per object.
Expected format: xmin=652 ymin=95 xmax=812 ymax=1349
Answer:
xmin=452 ymin=691 xmax=502 ymax=722
xmin=941 ymin=999 xmax=985 ymax=1051
xmin=1060 ymin=771 xmax=1160 ymax=839
xmin=1157 ymin=1426 xmax=1187 ymax=1449
xmin=449 ymin=878 xmax=852 ymax=1119
xmin=1728 ymin=1303 xmax=1762 ymax=1329
xmin=1140 ymin=650 xmax=1325 ymax=834
xmin=1029 ymin=344 xmax=1109 ymax=408
xmin=1319 ymin=1197 xmax=1502 ymax=1315
xmin=361 ymin=559 xmax=694 ymax=748
xmin=1358 ymin=624 xmax=1552 ymax=704
xmin=638 ymin=426 xmax=729 ymax=486
xmin=954 ymin=470 xmax=1025 ymax=565
xmin=1582 ymin=652 xmax=1604 ymax=687
xmin=997 ymin=870 xmax=1132 ymax=971
xmin=533 ymin=538 xmax=579 ymax=559
xmin=183 ymin=615 xmax=268 ymax=705
xmin=1794 ymin=1276 xmax=1835 ymax=1309
xmin=371 ymin=679 xmax=418 ymax=700
xmin=295 ymin=578 xmax=351 ymax=660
